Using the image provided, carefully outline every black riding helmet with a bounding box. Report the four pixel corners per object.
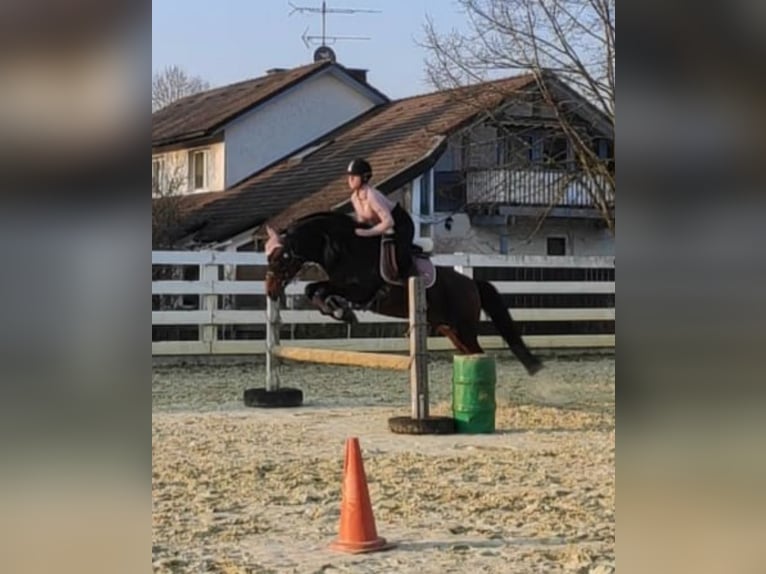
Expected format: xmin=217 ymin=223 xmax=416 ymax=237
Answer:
xmin=346 ymin=158 xmax=372 ymax=184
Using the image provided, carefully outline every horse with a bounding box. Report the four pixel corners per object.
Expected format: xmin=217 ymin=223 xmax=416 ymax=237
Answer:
xmin=264 ymin=211 xmax=543 ymax=375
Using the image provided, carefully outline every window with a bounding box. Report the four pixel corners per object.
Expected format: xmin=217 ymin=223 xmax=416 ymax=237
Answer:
xmin=594 ymin=138 xmax=615 ymax=172
xmin=419 ymin=171 xmax=432 ymax=216
xmin=547 ymin=237 xmax=566 ymax=256
xmin=527 ymin=132 xmax=569 ymax=168
xmin=527 ymin=136 xmax=544 ymax=163
xmin=188 ymin=149 xmax=209 ymax=191
xmin=152 ymin=157 xmax=165 ymax=194
xmin=412 ymin=174 xmax=433 ymax=240
xmin=595 ymin=138 xmax=613 ymax=159
xmin=434 ymin=171 xmax=466 ymax=212
xmin=459 ymin=133 xmax=470 ymax=171
xmin=496 ymin=133 xmax=531 ymax=168
xmin=544 ymin=136 xmax=569 ymax=166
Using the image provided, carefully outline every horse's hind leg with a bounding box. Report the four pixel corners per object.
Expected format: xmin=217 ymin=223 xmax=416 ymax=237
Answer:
xmin=437 ymin=324 xmax=482 ymax=355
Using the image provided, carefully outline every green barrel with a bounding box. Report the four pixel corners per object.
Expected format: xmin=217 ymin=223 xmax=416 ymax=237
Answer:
xmin=452 ymin=354 xmax=497 ymax=434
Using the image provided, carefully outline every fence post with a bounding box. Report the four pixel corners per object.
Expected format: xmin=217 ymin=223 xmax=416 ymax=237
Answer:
xmin=454 ymin=254 xmax=474 ymax=279
xmin=200 ymin=262 xmax=218 ymax=353
xmin=389 ymin=275 xmax=455 ymax=434
xmin=409 ymin=276 xmax=429 ymax=420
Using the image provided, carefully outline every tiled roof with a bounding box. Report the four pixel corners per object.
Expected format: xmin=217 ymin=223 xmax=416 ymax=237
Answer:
xmin=176 ymin=74 xmax=536 ymax=244
xmin=152 ymin=61 xmax=331 ymax=146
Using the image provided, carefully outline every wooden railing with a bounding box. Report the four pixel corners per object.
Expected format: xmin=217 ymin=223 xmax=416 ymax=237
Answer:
xmin=466 ymin=168 xmax=614 ymax=207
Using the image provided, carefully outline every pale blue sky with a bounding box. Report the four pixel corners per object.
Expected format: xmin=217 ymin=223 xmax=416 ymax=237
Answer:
xmin=152 ymin=0 xmax=469 ymax=99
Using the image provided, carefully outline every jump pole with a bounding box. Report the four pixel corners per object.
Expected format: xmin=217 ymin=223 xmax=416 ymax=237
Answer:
xmin=272 ymin=346 xmax=410 ymax=371
xmin=242 ymin=294 xmax=304 ymax=408
xmin=246 ymin=276 xmax=455 ymax=434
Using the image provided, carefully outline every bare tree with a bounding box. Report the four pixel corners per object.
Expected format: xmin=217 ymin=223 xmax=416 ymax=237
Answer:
xmin=152 ymin=160 xmax=187 ymax=249
xmin=152 ymin=65 xmax=210 ymax=112
xmin=152 ymin=64 xmax=201 ymax=246
xmin=152 ymin=161 xmax=190 ymax=338
xmin=152 ymin=68 xmax=207 ymax=339
xmin=422 ymin=0 xmax=615 ymax=231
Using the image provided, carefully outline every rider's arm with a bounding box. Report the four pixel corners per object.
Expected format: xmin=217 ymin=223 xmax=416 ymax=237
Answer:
xmin=355 ymin=192 xmax=394 ymax=236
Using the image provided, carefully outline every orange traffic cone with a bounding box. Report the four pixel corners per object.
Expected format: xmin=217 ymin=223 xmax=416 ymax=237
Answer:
xmin=330 ymin=437 xmax=395 ymax=554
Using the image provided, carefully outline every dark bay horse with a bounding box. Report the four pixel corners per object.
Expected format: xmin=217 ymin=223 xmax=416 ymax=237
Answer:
xmin=264 ymin=212 xmax=543 ymax=375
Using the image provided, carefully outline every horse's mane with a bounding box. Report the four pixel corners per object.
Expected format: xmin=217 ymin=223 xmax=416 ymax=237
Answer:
xmin=284 ymin=211 xmax=371 ymax=265
xmin=286 ymin=211 xmax=356 ymax=235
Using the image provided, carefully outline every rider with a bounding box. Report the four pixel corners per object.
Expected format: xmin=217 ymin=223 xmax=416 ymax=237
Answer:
xmin=346 ymin=158 xmax=416 ymax=280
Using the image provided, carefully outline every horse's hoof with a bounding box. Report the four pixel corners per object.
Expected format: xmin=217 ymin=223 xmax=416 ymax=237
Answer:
xmin=343 ymin=310 xmax=359 ymax=324
xmin=526 ymin=360 xmax=544 ymax=376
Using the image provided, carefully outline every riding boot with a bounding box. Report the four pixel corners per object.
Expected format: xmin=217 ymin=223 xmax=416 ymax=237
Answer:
xmin=401 ymin=257 xmax=418 ymax=281
xmin=399 ymin=267 xmax=416 ymax=282
xmin=396 ymin=251 xmax=416 ymax=282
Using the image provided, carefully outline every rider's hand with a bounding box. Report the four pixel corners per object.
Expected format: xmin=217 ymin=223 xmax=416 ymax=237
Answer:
xmin=355 ymin=228 xmax=371 ymax=237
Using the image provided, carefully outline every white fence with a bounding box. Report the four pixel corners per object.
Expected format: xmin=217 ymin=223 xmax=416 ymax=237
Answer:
xmin=152 ymin=250 xmax=615 ymax=355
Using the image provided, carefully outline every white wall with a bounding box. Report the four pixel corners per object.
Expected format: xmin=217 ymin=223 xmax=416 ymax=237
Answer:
xmin=152 ymin=142 xmax=225 ymax=195
xmin=432 ymin=215 xmax=614 ymax=256
xmin=224 ymin=70 xmax=379 ymax=187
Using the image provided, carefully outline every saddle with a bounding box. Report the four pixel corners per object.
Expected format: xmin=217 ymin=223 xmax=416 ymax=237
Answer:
xmin=379 ymin=234 xmax=436 ymax=288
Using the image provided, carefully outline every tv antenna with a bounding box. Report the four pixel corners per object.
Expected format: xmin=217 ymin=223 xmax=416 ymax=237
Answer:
xmin=289 ymin=1 xmax=380 ymax=61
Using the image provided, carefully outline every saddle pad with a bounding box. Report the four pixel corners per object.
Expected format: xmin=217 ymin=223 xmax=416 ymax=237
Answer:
xmin=380 ymin=237 xmax=436 ymax=288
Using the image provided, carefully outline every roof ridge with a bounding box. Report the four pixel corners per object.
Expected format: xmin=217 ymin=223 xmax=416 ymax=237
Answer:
xmin=153 ymin=61 xmax=329 ymax=113
xmin=207 ymin=61 xmax=327 ymax=93
xmin=389 ymin=73 xmax=536 ymax=105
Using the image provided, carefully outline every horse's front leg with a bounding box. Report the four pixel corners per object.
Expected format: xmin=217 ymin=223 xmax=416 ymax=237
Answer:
xmin=305 ymin=281 xmax=333 ymax=315
xmin=304 ymin=282 xmax=358 ymax=324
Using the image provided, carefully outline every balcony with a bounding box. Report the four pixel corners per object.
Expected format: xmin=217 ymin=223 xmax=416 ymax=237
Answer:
xmin=466 ymin=169 xmax=614 ymax=215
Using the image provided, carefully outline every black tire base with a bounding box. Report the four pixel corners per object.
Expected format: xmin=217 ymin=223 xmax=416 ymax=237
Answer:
xmin=243 ymin=387 xmax=304 ymax=408
xmin=388 ymin=415 xmax=456 ymax=435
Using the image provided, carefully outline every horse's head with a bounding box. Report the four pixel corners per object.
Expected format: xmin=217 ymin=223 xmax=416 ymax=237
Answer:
xmin=264 ymin=226 xmax=306 ymax=300
xmin=264 ymin=212 xmax=362 ymax=299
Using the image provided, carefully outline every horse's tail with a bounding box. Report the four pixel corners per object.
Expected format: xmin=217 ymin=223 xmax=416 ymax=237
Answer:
xmin=475 ymin=280 xmax=543 ymax=376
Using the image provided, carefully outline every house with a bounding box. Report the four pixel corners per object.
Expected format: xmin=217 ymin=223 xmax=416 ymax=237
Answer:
xmin=151 ymin=59 xmax=388 ymax=316
xmin=151 ymin=60 xmax=388 ymax=222
xmin=154 ymin=61 xmax=614 ymax=258
xmin=162 ymin=69 xmax=613 ymax=258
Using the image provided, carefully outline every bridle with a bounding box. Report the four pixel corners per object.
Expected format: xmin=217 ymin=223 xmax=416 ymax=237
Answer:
xmin=266 ymin=242 xmax=305 ymax=291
